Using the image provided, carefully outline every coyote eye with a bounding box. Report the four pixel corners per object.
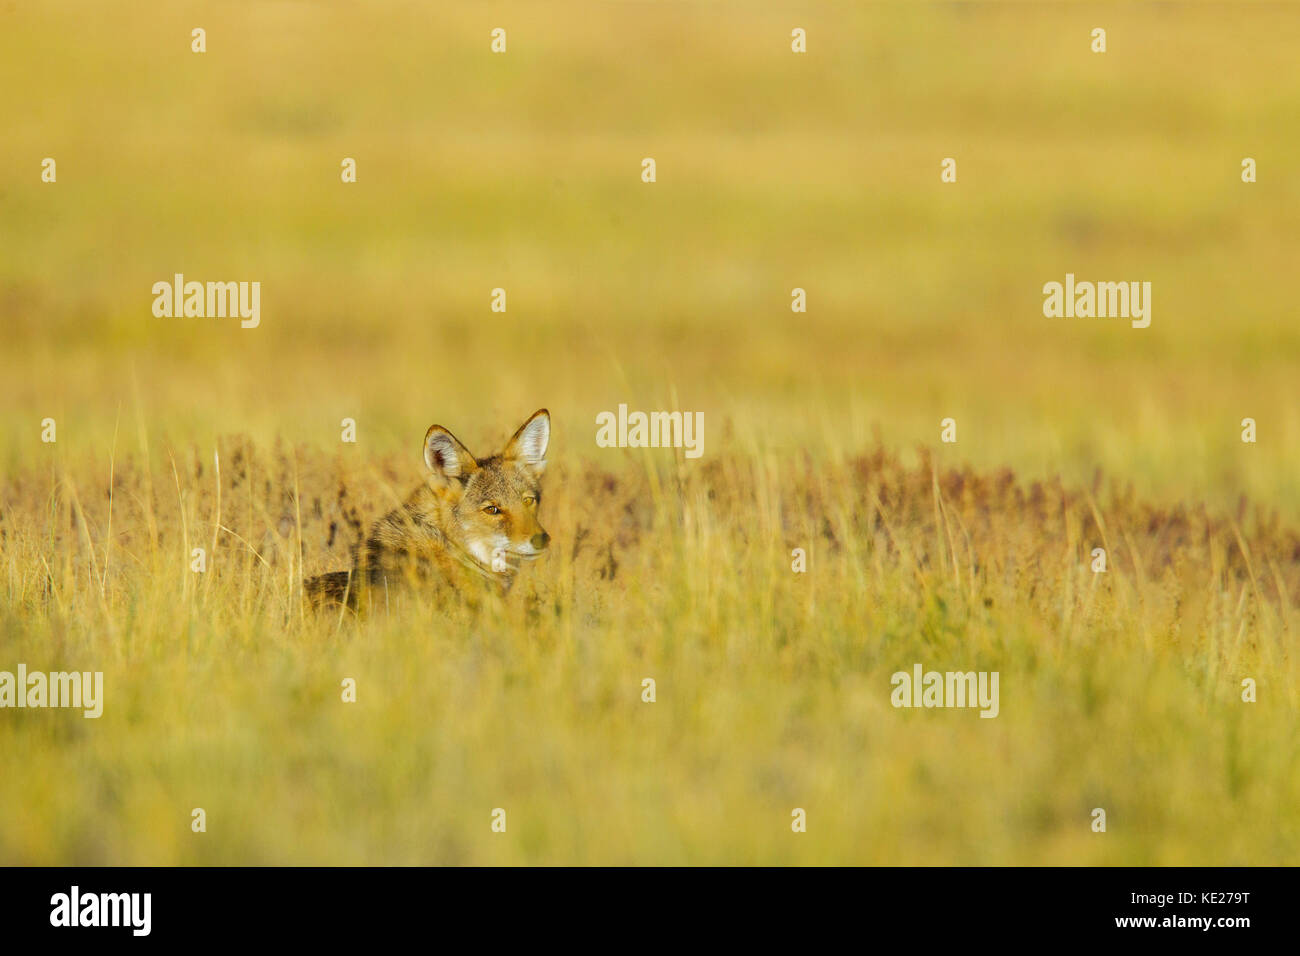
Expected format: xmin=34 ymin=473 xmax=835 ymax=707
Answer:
xmin=483 ymin=504 xmax=501 ymax=515
xmin=523 ymin=495 xmax=536 ymax=506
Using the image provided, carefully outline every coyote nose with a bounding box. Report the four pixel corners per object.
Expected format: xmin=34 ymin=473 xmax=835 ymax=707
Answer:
xmin=531 ymin=531 xmax=550 ymax=551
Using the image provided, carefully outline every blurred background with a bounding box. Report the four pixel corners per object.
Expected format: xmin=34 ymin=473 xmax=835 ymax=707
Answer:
xmin=1 ymin=0 xmax=1297 ymax=511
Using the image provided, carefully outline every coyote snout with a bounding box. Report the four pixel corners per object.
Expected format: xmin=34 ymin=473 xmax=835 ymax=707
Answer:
xmin=305 ymin=408 xmax=552 ymax=610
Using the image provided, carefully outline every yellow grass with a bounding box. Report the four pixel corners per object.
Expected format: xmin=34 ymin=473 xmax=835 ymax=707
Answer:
xmin=1 ymin=1 xmax=1297 ymax=864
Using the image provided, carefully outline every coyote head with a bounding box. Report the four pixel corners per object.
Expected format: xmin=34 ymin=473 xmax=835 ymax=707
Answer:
xmin=422 ymin=408 xmax=551 ymax=577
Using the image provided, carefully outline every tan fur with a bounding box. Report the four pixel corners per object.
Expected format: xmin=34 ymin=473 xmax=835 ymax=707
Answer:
xmin=305 ymin=409 xmax=551 ymax=611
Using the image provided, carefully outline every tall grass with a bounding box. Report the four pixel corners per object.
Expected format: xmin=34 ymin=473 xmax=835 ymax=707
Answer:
xmin=2 ymin=436 xmax=1296 ymax=864
xmin=1 ymin=1 xmax=1298 ymax=863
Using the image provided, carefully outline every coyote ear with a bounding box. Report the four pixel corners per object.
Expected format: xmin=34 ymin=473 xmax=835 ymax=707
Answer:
xmin=503 ymin=408 xmax=549 ymax=475
xmin=423 ymin=425 xmax=477 ymax=481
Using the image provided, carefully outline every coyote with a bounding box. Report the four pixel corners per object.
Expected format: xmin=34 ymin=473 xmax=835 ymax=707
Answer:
xmin=305 ymin=409 xmax=551 ymax=610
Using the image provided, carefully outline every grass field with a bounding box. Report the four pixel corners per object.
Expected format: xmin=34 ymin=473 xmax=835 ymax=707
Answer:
xmin=2 ymin=1 xmax=1298 ymax=864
